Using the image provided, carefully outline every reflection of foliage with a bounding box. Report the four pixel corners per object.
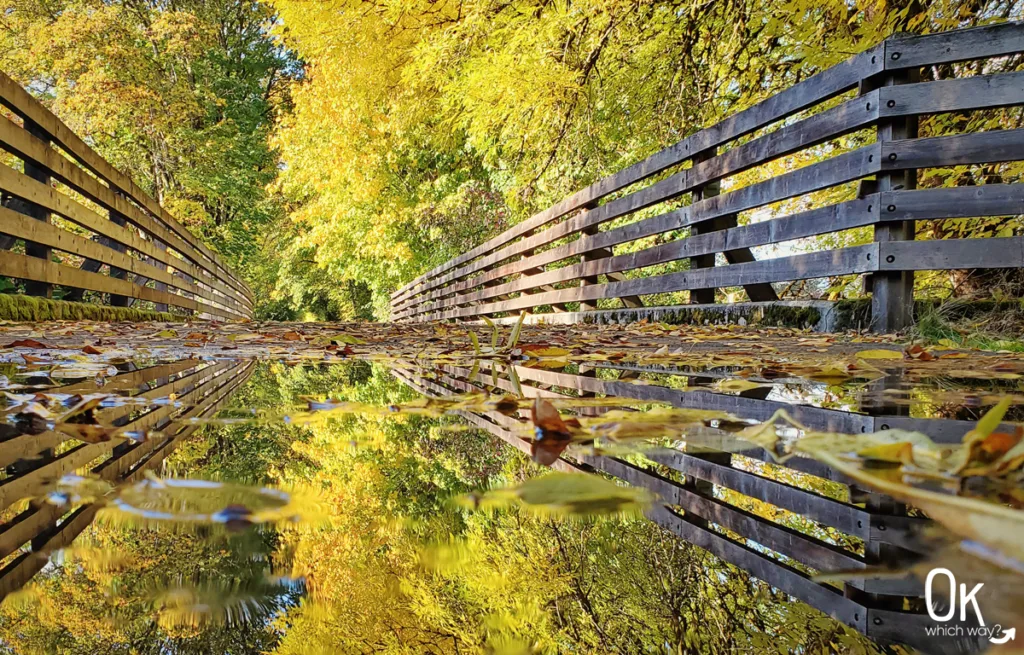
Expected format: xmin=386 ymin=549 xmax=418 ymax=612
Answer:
xmin=0 ymin=528 xmax=295 ymax=655
xmin=267 ymin=365 xmax=879 ymax=654
xmin=169 ymin=362 xmax=375 ymax=484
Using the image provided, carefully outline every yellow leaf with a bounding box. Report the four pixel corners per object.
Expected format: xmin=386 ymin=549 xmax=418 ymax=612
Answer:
xmin=856 ymin=441 xmax=915 ymax=465
xmin=714 ymin=379 xmax=765 ymax=393
xmin=521 ymin=346 xmax=570 ymax=359
xmin=157 ymin=329 xmax=178 ymax=338
xmin=963 ymin=397 xmax=1013 ymax=445
xmin=330 ymin=333 xmax=366 ymax=345
xmin=854 ymin=349 xmax=903 ymax=360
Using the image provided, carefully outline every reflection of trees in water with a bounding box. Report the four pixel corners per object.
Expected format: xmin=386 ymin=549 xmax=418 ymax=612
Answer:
xmin=268 ymin=365 xmax=881 ymax=654
xmin=0 ymin=362 xmax=883 ymax=653
xmin=0 ymin=527 xmax=298 ymax=655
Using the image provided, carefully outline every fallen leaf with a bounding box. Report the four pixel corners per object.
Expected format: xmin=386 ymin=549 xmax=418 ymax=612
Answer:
xmin=714 ymin=379 xmax=766 ymax=393
xmin=5 ymin=339 xmax=51 ymax=349
xmin=855 ymin=349 xmax=903 ymax=360
xmin=469 ymin=472 xmax=652 ymax=516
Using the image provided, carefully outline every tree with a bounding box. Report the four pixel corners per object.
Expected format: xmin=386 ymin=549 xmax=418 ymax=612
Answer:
xmin=0 ymin=0 xmax=300 ymax=315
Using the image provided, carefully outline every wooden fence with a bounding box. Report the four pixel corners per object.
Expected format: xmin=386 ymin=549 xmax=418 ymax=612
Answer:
xmin=390 ymin=359 xmax=987 ymax=653
xmin=0 ymin=72 xmax=253 ymax=320
xmin=392 ymin=23 xmax=1024 ymax=332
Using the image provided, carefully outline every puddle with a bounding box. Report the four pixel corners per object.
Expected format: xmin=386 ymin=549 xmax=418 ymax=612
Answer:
xmin=0 ymin=348 xmax=1020 ymax=654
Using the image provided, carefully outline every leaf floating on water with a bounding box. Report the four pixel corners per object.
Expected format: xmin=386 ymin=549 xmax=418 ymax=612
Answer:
xmin=329 ymin=333 xmax=365 ymax=345
xmin=466 ymin=472 xmax=653 ymax=517
xmin=489 ymin=395 xmax=521 ymax=416
xmin=100 ymin=477 xmax=322 ymax=530
xmin=156 ymin=329 xmax=178 ymax=338
xmin=714 ymin=379 xmax=765 ymax=393
xmin=855 ymin=441 xmax=915 ymax=466
xmin=854 ymin=349 xmax=904 ymax=360
xmin=905 ymin=344 xmax=935 ymax=361
xmin=963 ymin=396 xmax=1011 ymax=444
xmin=519 ymin=344 xmax=570 ymax=359
xmin=530 ymin=398 xmax=579 ymax=466
xmin=229 ymin=333 xmax=258 ymax=342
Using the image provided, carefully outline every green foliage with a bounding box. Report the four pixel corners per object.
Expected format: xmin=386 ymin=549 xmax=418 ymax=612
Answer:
xmin=268 ymin=0 xmax=1024 ymax=317
xmin=0 ymin=0 xmax=304 ymax=318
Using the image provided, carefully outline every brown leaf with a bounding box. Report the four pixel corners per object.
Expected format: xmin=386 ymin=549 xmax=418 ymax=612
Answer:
xmin=530 ymin=398 xmax=575 ymax=466
xmin=5 ymin=339 xmax=51 ymax=349
xmin=283 ymin=331 xmax=304 ymax=341
xmin=55 ymin=423 xmax=115 ymax=444
xmin=905 ymin=344 xmax=935 ymax=361
xmin=82 ymin=345 xmax=103 ymax=355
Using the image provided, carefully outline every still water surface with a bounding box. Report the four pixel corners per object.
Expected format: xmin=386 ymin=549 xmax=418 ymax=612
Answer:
xmin=0 ymin=352 xmax=1019 ymax=654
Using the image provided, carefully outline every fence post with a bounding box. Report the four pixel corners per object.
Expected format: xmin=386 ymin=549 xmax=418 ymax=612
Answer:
xmin=690 ymin=148 xmax=722 ymax=304
xmin=520 ymin=249 xmax=568 ymax=313
xmin=22 ymin=119 xmax=51 ymax=298
xmin=689 ymin=147 xmax=778 ymax=305
xmin=579 ymin=202 xmax=643 ymax=312
xmin=870 ymin=59 xmax=917 ymax=332
xmin=579 ymin=202 xmax=601 ymax=312
xmin=108 ymin=194 xmax=130 ymax=307
xmin=150 ymin=237 xmax=169 ymax=312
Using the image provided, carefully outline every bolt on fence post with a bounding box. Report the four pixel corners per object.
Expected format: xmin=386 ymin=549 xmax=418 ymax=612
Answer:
xmin=870 ymin=51 xmax=918 ymax=333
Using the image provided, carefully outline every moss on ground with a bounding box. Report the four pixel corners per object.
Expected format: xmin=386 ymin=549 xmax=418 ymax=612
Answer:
xmin=581 ymin=304 xmax=823 ymax=329
xmin=0 ymin=294 xmax=181 ymax=323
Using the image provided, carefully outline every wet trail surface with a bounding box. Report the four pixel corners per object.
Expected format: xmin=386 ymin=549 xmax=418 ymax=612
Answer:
xmin=0 ymin=320 xmax=1021 ymax=654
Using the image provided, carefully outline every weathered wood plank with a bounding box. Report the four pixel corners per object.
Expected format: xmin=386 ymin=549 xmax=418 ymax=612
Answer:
xmin=423 ymin=245 xmax=877 ymax=320
xmin=412 ymin=199 xmax=878 ymax=314
xmin=0 ymin=163 xmax=248 ymax=315
xmin=0 ymin=251 xmax=243 ymax=320
xmin=878 ymin=236 xmax=1024 ymax=271
xmin=882 ymin=127 xmax=1024 ymax=170
xmin=885 ymin=22 xmax=1024 ymax=69
xmin=0 ymin=71 xmax=252 ymax=304
xmin=882 ymin=183 xmax=1024 ymax=220
xmin=0 ymin=116 xmax=250 ymax=311
xmin=880 ymin=69 xmax=1024 ymax=118
xmin=0 ymin=206 xmax=231 ymax=307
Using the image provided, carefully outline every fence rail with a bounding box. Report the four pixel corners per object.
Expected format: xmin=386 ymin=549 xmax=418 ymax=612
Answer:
xmin=392 ymin=23 xmax=1024 ymax=332
xmin=0 ymin=72 xmax=253 ymax=320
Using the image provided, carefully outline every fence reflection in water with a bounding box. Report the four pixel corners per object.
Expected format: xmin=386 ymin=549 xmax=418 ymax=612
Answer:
xmin=0 ymin=358 xmax=253 ymax=602
xmin=391 ymin=358 xmax=996 ymax=654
